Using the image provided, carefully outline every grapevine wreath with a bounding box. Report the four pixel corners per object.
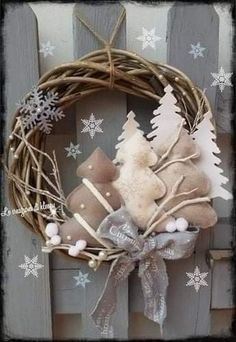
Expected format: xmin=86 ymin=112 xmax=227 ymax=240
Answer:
xmin=4 ymin=9 xmax=231 ymax=337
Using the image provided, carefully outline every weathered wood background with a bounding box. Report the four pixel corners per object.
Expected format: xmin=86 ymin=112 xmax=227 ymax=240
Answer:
xmin=3 ymin=2 xmax=233 ymax=340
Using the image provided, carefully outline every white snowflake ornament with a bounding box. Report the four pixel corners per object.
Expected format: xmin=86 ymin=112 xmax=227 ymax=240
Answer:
xmin=186 ymin=266 xmax=208 ymax=292
xmin=188 ymin=42 xmax=206 ymax=59
xmin=39 ymin=41 xmax=55 ymax=58
xmin=136 ymin=27 xmax=162 ymax=50
xmin=211 ymin=67 xmax=232 ymax=92
xmin=17 ymin=87 xmax=64 ymax=134
xmin=81 ymin=113 xmax=103 ymax=139
xmin=73 ymin=271 xmax=91 ymax=288
xmin=65 ymin=142 xmax=81 ymax=159
xmin=18 ymin=255 xmax=44 ymax=278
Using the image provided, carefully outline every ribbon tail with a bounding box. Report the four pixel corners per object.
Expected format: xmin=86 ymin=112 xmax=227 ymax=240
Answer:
xmin=139 ymin=254 xmax=168 ymax=334
xmin=90 ymin=256 xmax=135 ymax=338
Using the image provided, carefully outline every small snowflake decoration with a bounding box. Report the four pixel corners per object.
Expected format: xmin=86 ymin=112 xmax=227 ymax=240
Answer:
xmin=18 ymin=255 xmax=44 ymax=278
xmin=17 ymin=87 xmax=64 ymax=134
xmin=65 ymin=142 xmax=81 ymax=159
xmin=188 ymin=42 xmax=206 ymax=59
xmin=211 ymin=67 xmax=233 ymax=92
xmin=39 ymin=41 xmax=55 ymax=58
xmin=136 ymin=28 xmax=161 ymax=50
xmin=81 ymin=113 xmax=103 ymax=139
xmin=186 ymin=266 xmax=208 ymax=292
xmin=73 ymin=271 xmax=91 ymax=288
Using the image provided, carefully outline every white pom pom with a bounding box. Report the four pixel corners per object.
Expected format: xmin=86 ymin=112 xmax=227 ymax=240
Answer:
xmin=165 ymin=220 xmax=177 ymax=233
xmin=176 ymin=217 xmax=188 ymax=232
xmin=45 ymin=223 xmax=58 ymax=237
xmin=68 ymin=246 xmax=80 ymax=257
xmin=50 ymin=235 xmax=61 ymax=245
xmin=75 ymin=240 xmax=87 ymax=251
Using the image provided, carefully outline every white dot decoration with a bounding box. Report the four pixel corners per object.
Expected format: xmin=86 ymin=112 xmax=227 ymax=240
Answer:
xmin=98 ymin=251 xmax=107 ymax=260
xmin=67 ymin=235 xmax=72 ymax=241
xmin=88 ymin=165 xmax=93 ymax=170
xmin=68 ymin=246 xmax=80 ymax=257
xmin=88 ymin=259 xmax=97 ymax=268
xmin=80 ymin=203 xmax=85 ymax=209
xmin=50 ymin=235 xmax=61 ymax=246
xmin=9 ymin=134 xmax=14 ymax=140
xmin=105 ymin=192 xmax=111 ymax=197
xmin=165 ymin=220 xmax=177 ymax=233
xmin=175 ymin=217 xmax=188 ymax=232
xmin=76 ymin=240 xmax=87 ymax=250
xmin=45 ymin=222 xmax=58 ymax=237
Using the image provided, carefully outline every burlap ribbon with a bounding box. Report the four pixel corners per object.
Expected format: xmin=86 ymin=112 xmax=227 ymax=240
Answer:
xmin=91 ymin=207 xmax=199 ymax=338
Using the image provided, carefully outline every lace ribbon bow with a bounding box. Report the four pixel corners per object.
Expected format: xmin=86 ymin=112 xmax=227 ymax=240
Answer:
xmin=91 ymin=207 xmax=199 ymax=338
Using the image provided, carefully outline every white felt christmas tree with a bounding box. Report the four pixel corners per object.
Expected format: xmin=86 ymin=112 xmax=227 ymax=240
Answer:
xmin=115 ymin=111 xmax=144 ymax=150
xmin=192 ymin=111 xmax=232 ymax=200
xmin=147 ymin=84 xmax=184 ymax=151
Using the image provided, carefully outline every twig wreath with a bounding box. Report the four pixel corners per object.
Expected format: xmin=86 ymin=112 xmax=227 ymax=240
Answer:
xmin=4 ymin=8 xmax=231 ymax=336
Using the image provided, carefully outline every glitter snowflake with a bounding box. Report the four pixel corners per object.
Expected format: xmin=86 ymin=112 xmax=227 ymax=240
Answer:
xmin=211 ymin=67 xmax=232 ymax=92
xmin=39 ymin=41 xmax=55 ymax=58
xmin=186 ymin=266 xmax=208 ymax=292
xmin=188 ymin=42 xmax=206 ymax=59
xmin=81 ymin=113 xmax=103 ymax=139
xmin=136 ymin=28 xmax=162 ymax=50
xmin=73 ymin=271 xmax=91 ymax=288
xmin=18 ymin=255 xmax=44 ymax=278
xmin=64 ymin=142 xmax=81 ymax=159
xmin=17 ymin=87 xmax=64 ymax=134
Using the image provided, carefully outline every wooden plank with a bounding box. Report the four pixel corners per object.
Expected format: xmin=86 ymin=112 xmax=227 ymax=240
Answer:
xmin=124 ymin=2 xmax=170 ymax=132
xmin=164 ymin=3 xmax=220 ymax=338
xmin=3 ymin=4 xmax=52 ymax=339
xmin=211 ymin=260 xmax=234 ymax=309
xmin=167 ymin=3 xmax=219 ymax=111
xmin=210 ymin=309 xmax=233 ymax=336
xmin=52 ymin=3 xmax=128 ymax=339
xmin=52 ymin=264 xmax=128 ymax=339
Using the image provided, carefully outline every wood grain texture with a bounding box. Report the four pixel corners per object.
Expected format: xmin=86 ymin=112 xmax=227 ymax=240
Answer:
xmin=211 ymin=260 xmax=234 ymax=309
xmin=52 ymin=265 xmax=128 ymax=339
xmin=163 ymin=3 xmax=220 ymax=338
xmin=167 ymin=3 xmax=219 ymax=111
xmin=52 ymin=2 xmax=128 ymax=339
xmin=3 ymin=4 xmax=52 ymax=339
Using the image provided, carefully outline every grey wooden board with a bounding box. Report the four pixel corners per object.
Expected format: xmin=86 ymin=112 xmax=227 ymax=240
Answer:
xmin=167 ymin=3 xmax=219 ymax=111
xmin=52 ymin=264 xmax=128 ymax=339
xmin=211 ymin=260 xmax=234 ymax=309
xmin=162 ymin=3 xmax=220 ymax=338
xmin=3 ymin=4 xmax=52 ymax=339
xmin=215 ymin=87 xmax=232 ymax=133
xmin=130 ymin=231 xmax=212 ymax=339
xmin=52 ymin=2 xmax=128 ymax=339
xmin=212 ymin=222 xmax=232 ymax=249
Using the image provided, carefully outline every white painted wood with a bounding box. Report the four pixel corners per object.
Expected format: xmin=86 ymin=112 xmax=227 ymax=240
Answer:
xmin=3 ymin=4 xmax=52 ymax=339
